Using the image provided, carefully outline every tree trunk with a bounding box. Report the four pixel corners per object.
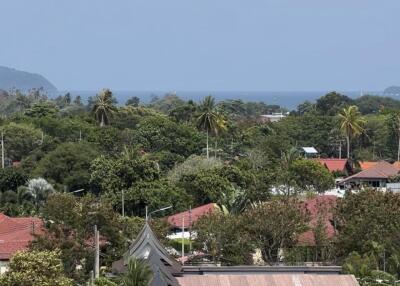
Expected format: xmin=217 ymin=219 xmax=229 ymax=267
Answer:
xmin=206 ymin=129 xmax=209 ymax=159
xmin=214 ymin=138 xmax=217 ymax=158
xmin=100 ymin=113 xmax=105 ymax=127
xmin=346 ymin=135 xmax=350 ymax=159
xmin=397 ymin=134 xmax=400 ymax=162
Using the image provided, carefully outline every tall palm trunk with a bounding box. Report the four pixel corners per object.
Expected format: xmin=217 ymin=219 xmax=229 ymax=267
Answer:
xmin=346 ymin=135 xmax=350 ymax=159
xmin=214 ymin=138 xmax=217 ymax=158
xmin=397 ymin=135 xmax=400 ymax=162
xmin=100 ymin=113 xmax=105 ymax=127
xmin=206 ymin=128 xmax=209 ymax=159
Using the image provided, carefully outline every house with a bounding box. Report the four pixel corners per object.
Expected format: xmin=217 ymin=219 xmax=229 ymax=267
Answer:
xmin=167 ymin=203 xmax=216 ymax=230
xmin=0 ymin=213 xmax=43 ymax=273
xmin=315 ymin=158 xmax=353 ymax=175
xmin=358 ymin=161 xmax=378 ymax=171
xmin=113 ymin=221 xmax=359 ymax=286
xmin=259 ymin=112 xmax=286 ymax=123
xmin=339 ymin=161 xmax=400 ymax=189
xmin=300 ymin=147 xmax=318 ymax=158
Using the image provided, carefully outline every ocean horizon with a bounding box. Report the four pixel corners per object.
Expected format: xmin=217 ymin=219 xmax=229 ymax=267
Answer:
xmin=61 ymin=90 xmax=388 ymax=110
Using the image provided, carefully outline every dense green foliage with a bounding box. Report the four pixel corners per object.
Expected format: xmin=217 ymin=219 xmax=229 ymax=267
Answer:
xmin=2 ymin=90 xmax=400 ymax=283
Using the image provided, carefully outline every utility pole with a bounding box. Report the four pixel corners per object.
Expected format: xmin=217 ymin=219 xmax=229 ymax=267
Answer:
xmin=1 ymin=131 xmax=4 ymax=169
xmin=189 ymin=206 xmax=192 ymax=254
xmin=181 ymin=217 xmax=185 ymax=265
xmin=339 ymin=140 xmax=342 ymax=159
xmin=121 ymin=190 xmax=125 ymax=217
xmin=79 ymin=130 xmax=82 ymax=142
xmin=94 ymin=225 xmax=100 ymax=279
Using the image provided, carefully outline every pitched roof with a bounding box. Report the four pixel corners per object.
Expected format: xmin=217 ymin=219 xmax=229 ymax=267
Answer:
xmin=298 ymin=196 xmax=337 ymax=246
xmin=392 ymin=161 xmax=400 ymax=170
xmin=113 ymin=222 xmax=181 ymax=286
xmin=341 ymin=161 xmax=399 ymax=183
xmin=315 ymin=159 xmax=349 ymax=172
xmin=177 ymin=274 xmax=359 ymax=286
xmin=0 ymin=213 xmax=43 ymax=260
xmin=167 ymin=203 xmax=217 ymax=228
xmin=359 ymin=161 xmax=378 ymax=171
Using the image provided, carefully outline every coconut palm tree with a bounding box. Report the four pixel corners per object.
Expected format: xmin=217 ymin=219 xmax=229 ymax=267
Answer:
xmin=338 ymin=105 xmax=366 ymax=159
xmin=92 ymin=89 xmax=117 ymax=127
xmin=117 ymin=258 xmax=153 ymax=286
xmin=197 ymin=95 xmax=227 ymax=159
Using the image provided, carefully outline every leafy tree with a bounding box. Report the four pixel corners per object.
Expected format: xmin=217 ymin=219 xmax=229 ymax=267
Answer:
xmin=149 ymin=93 xmax=185 ymax=114
xmin=90 ymin=150 xmax=160 ymax=194
xmin=244 ymin=198 xmax=309 ymax=263
xmin=1 ymin=122 xmax=42 ymax=161
xmin=25 ymin=101 xmax=58 ymax=118
xmin=92 ymin=89 xmax=117 ymax=127
xmin=33 ymin=193 xmax=125 ymax=283
xmin=0 ymin=167 xmax=27 ymax=192
xmin=125 ymin=96 xmax=140 ymax=107
xmin=169 ymin=101 xmax=197 ymax=123
xmin=194 ymin=212 xmax=253 ymax=265
xmin=0 ymin=250 xmax=74 ymax=286
xmin=117 ymin=258 xmax=153 ymax=286
xmin=33 ymin=142 xmax=100 ymax=191
xmin=316 ymin=92 xmax=353 ymax=116
xmin=289 ymin=158 xmax=334 ymax=193
xmin=335 ymin=190 xmax=400 ymax=269
xmin=338 ymin=105 xmax=366 ymax=158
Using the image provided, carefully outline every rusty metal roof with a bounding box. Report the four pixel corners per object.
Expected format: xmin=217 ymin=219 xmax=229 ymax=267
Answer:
xmin=177 ymin=274 xmax=359 ymax=286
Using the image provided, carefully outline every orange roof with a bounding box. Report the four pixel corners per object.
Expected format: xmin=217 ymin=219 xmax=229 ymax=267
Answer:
xmin=359 ymin=161 xmax=378 ymax=171
xmin=0 ymin=213 xmax=43 ymax=260
xmin=392 ymin=161 xmax=400 ymax=170
xmin=177 ymin=274 xmax=359 ymax=286
xmin=315 ymin=159 xmax=349 ymax=172
xmin=168 ymin=203 xmax=217 ymax=228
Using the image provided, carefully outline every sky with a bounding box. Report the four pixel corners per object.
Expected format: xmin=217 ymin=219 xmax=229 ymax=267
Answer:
xmin=0 ymin=0 xmax=399 ymax=91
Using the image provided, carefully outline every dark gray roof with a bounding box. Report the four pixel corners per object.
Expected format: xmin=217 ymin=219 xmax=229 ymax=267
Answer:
xmin=112 ymin=222 xmax=181 ymax=286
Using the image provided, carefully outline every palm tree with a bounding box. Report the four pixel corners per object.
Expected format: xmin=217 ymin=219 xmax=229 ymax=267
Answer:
xmin=197 ymin=95 xmax=226 ymax=159
xmin=117 ymin=258 xmax=153 ymax=286
xmin=92 ymin=89 xmax=117 ymax=127
xmin=338 ymin=105 xmax=366 ymax=159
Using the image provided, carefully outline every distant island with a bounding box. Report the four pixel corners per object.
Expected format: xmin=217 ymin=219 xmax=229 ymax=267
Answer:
xmin=0 ymin=66 xmax=57 ymax=94
xmin=383 ymin=86 xmax=400 ymax=95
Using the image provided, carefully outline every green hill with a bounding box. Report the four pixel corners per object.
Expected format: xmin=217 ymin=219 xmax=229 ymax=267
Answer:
xmin=0 ymin=66 xmax=57 ymax=94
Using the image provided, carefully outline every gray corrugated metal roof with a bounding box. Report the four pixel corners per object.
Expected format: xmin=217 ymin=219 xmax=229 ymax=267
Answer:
xmin=177 ymin=274 xmax=359 ymax=286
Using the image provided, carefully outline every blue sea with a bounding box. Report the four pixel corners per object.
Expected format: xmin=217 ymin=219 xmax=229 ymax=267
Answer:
xmin=61 ymin=90 xmax=388 ymax=110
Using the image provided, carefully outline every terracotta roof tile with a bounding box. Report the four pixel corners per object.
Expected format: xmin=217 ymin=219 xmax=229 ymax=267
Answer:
xmin=0 ymin=213 xmax=43 ymax=260
xmin=298 ymin=196 xmax=337 ymax=246
xmin=168 ymin=203 xmax=217 ymax=228
xmin=315 ymin=159 xmax=349 ymax=172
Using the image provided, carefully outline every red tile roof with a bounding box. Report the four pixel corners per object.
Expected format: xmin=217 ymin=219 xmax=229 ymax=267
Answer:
xmin=341 ymin=161 xmax=399 ymax=183
xmin=359 ymin=161 xmax=378 ymax=171
xmin=0 ymin=213 xmax=43 ymax=260
xmin=315 ymin=159 xmax=349 ymax=172
xmin=392 ymin=161 xmax=400 ymax=170
xmin=298 ymin=195 xmax=337 ymax=246
xmin=168 ymin=203 xmax=217 ymax=228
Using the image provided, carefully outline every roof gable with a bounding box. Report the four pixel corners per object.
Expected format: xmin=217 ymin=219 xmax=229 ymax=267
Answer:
xmin=315 ymin=159 xmax=349 ymax=172
xmin=114 ymin=222 xmax=181 ymax=286
xmin=341 ymin=161 xmax=399 ymax=183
